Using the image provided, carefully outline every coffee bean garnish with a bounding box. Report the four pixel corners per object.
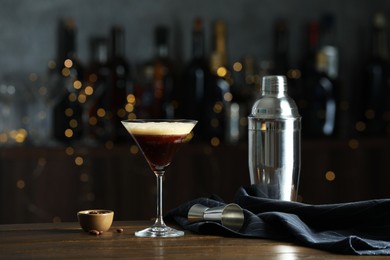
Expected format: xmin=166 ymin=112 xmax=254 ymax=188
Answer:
xmin=89 ymin=230 xmax=100 ymax=235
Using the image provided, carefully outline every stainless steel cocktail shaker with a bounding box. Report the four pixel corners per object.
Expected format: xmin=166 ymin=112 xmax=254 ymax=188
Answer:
xmin=248 ymin=75 xmax=301 ymax=201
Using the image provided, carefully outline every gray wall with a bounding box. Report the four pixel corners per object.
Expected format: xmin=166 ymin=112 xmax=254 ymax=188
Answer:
xmin=1 ymin=0 xmax=389 ymax=78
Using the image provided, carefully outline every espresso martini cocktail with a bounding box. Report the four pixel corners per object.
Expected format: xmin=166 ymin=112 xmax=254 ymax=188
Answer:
xmin=123 ymin=121 xmax=196 ymax=171
xmin=122 ymin=119 xmax=197 ymax=237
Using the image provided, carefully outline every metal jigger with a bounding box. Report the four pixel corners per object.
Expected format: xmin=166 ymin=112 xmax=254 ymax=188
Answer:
xmin=187 ymin=203 xmax=244 ymax=232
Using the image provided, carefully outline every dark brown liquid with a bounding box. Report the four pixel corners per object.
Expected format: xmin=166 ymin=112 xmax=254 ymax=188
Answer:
xmin=133 ymin=133 xmax=188 ymax=171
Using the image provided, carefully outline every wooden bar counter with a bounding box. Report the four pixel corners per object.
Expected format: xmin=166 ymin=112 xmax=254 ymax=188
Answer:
xmin=0 ymin=221 xmax=388 ymax=259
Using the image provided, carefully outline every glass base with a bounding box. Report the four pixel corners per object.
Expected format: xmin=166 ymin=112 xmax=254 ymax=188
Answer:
xmin=135 ymin=224 xmax=184 ymax=238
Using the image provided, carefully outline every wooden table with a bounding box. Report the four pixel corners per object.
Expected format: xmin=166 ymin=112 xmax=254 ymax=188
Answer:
xmin=0 ymin=221 xmax=387 ymax=259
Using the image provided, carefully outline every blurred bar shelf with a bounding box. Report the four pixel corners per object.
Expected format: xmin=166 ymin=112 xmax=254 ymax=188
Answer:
xmin=0 ymin=138 xmax=389 ymax=224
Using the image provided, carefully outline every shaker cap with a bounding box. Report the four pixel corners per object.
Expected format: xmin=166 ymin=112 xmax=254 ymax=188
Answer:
xmin=262 ymin=75 xmax=287 ymax=94
xmin=250 ymin=75 xmax=300 ymax=119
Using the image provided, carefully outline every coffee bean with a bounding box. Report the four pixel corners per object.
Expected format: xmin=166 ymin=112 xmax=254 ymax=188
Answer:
xmin=116 ymin=228 xmax=124 ymax=233
xmin=89 ymin=230 xmax=100 ymax=235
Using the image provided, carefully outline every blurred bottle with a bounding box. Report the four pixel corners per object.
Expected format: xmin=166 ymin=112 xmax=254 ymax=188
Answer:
xmin=182 ymin=18 xmax=213 ymax=141
xmin=272 ymin=19 xmax=289 ymax=76
xmin=272 ymin=19 xmax=301 ymax=102
xmin=304 ymin=14 xmax=338 ymax=138
xmin=356 ymin=13 xmax=390 ymax=136
xmin=85 ymin=37 xmax=111 ymax=142
xmin=140 ymin=26 xmax=177 ymax=119
xmin=304 ymin=21 xmax=321 ymax=76
xmin=108 ymin=26 xmax=133 ymax=142
xmin=299 ymin=21 xmax=320 ymax=122
xmin=240 ymin=56 xmax=260 ymax=105
xmin=209 ymin=20 xmax=232 ymax=145
xmin=229 ymin=56 xmax=259 ymax=143
xmin=52 ymin=18 xmax=84 ymax=143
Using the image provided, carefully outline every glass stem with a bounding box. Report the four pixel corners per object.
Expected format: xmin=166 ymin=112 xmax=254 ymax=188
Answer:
xmin=155 ymin=171 xmax=165 ymax=227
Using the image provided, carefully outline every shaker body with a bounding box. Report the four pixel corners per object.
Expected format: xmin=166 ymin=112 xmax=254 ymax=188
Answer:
xmin=248 ymin=117 xmax=300 ymax=201
xmin=248 ymin=75 xmax=301 ymax=201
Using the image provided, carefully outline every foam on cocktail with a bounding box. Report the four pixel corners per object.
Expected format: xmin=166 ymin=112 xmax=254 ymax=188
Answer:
xmin=123 ymin=121 xmax=196 ymax=135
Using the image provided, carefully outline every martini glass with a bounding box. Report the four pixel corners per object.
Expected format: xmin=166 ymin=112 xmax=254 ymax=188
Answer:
xmin=122 ymin=119 xmax=197 ymax=237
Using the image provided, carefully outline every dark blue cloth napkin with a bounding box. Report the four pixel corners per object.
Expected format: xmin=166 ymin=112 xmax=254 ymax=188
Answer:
xmin=165 ymin=185 xmax=390 ymax=255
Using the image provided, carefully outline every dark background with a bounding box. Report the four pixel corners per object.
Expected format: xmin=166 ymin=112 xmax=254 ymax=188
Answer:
xmin=1 ymin=0 xmax=389 ymax=85
xmin=0 ymin=0 xmax=389 ymax=224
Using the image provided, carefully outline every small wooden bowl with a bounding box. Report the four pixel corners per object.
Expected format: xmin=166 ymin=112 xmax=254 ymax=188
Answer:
xmin=77 ymin=210 xmax=114 ymax=232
